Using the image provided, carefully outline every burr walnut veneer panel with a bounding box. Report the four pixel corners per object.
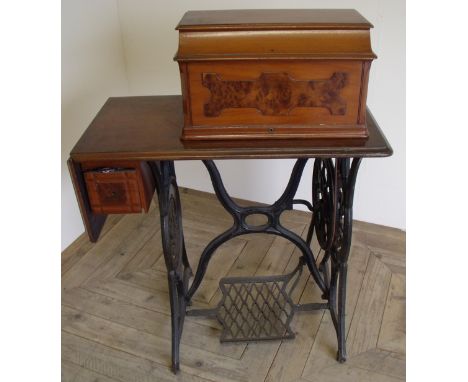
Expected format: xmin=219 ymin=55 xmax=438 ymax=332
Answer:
xmin=184 ymin=60 xmax=365 ymax=140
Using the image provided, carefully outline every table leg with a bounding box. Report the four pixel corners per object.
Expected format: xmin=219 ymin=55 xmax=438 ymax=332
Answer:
xmin=311 ymin=158 xmax=362 ymax=363
xmin=152 ymin=161 xmax=192 ymax=373
xmin=151 ymin=157 xmax=360 ymax=371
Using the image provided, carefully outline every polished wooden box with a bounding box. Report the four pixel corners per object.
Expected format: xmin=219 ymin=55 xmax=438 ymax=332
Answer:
xmin=174 ymin=9 xmax=376 ymax=141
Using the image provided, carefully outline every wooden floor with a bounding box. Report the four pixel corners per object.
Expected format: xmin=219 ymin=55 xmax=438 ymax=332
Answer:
xmin=62 ymin=188 xmax=405 ymax=382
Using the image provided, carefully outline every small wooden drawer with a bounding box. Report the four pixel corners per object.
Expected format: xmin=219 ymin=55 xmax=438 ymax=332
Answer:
xmin=83 ymin=161 xmax=155 ymax=214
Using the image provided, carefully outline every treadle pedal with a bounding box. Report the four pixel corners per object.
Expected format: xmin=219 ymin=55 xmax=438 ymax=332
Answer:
xmin=188 ymin=257 xmax=306 ymax=342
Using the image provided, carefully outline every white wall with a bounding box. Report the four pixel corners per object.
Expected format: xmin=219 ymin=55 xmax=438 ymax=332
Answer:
xmin=117 ymin=0 xmax=406 ymax=230
xmin=62 ymin=0 xmax=405 ymax=249
xmin=61 ymin=0 xmax=129 ymax=249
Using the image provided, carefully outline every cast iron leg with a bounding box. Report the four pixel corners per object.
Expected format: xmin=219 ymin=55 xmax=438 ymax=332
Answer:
xmin=337 ymin=263 xmax=348 ymax=362
xmin=311 ymin=157 xmax=361 ymax=363
xmin=151 ymin=157 xmax=360 ymax=371
xmin=152 ymin=161 xmax=192 ymax=373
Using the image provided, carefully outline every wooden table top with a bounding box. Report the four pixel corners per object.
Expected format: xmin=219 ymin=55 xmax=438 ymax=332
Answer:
xmin=70 ymin=95 xmax=392 ymax=162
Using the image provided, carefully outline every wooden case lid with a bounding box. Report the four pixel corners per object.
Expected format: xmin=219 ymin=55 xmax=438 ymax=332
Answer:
xmin=176 ymin=9 xmax=373 ymax=31
xmin=175 ymin=9 xmax=376 ymax=61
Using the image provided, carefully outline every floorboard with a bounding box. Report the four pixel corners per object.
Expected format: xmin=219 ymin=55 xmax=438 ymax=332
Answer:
xmin=62 ymin=187 xmax=405 ymax=381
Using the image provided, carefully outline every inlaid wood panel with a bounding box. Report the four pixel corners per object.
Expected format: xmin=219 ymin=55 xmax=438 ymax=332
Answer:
xmin=82 ymin=161 xmax=156 ymax=216
xmin=62 ymin=187 xmax=405 ymax=382
xmin=85 ymin=170 xmax=142 ymax=214
xmin=188 ymin=60 xmax=363 ymax=127
xmin=202 ymin=72 xmax=349 ymax=117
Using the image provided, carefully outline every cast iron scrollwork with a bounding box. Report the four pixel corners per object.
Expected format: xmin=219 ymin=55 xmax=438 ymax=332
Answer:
xmin=310 ymin=157 xmax=362 ymax=363
xmin=166 ymin=187 xmax=183 ymax=271
xmin=186 ymin=159 xmax=327 ymax=303
xmin=312 ymin=158 xmax=338 ymax=251
xmin=152 ymin=161 xmax=192 ymax=373
xmin=152 ymin=157 xmax=361 ymax=372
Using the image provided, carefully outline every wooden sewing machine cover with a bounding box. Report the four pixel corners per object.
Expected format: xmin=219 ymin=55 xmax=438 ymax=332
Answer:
xmin=174 ymin=9 xmax=377 ymax=141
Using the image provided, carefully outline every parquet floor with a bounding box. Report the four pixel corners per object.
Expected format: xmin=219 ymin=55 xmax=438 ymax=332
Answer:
xmin=62 ymin=188 xmax=405 ymax=382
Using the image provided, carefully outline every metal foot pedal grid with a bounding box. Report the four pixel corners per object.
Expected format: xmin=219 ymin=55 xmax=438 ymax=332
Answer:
xmin=187 ymin=257 xmax=324 ymax=342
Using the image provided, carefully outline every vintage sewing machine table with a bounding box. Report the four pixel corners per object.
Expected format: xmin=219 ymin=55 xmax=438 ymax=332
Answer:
xmin=68 ymin=95 xmax=392 ymax=373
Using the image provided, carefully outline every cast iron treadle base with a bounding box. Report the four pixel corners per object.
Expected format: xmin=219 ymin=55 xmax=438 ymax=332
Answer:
xmin=187 ymin=258 xmax=325 ymax=342
xmin=156 ymin=158 xmax=362 ymax=372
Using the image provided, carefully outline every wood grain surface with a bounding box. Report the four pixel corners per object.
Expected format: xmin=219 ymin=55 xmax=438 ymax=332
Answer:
xmin=176 ymin=9 xmax=374 ymax=31
xmin=70 ymin=96 xmax=392 ymax=162
xmin=174 ymin=9 xmax=375 ymax=140
xmin=183 ymin=60 xmax=366 ymax=139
